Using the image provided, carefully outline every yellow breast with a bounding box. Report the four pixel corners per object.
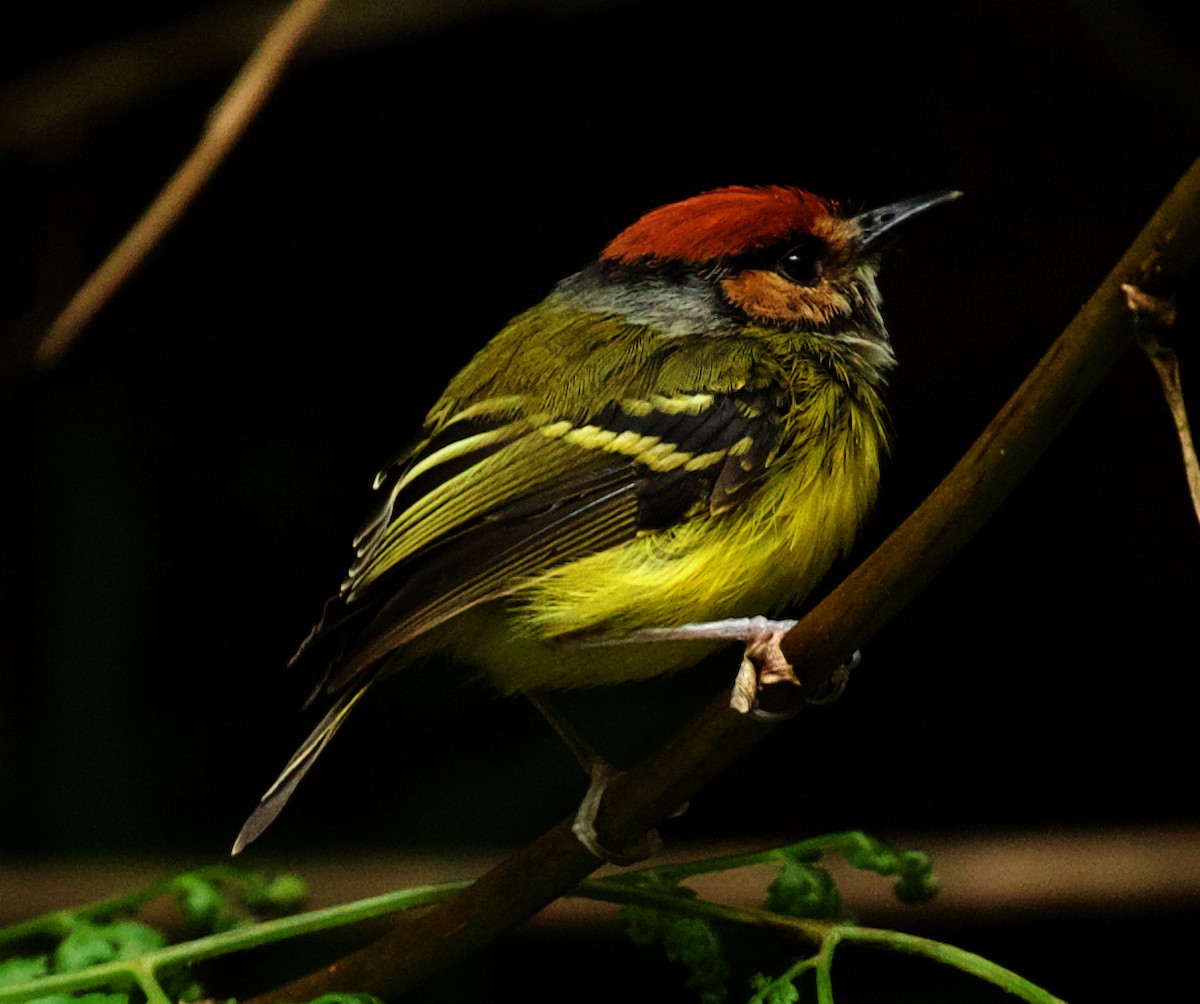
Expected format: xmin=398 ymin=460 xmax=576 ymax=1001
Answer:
xmin=452 ymin=373 xmax=887 ymax=693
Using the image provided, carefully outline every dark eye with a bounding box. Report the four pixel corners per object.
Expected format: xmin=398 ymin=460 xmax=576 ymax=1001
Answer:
xmin=774 ymin=236 xmax=826 ymax=286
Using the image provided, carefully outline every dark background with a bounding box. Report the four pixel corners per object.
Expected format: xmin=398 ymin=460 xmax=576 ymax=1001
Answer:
xmin=1 ymin=0 xmax=1198 ymax=1000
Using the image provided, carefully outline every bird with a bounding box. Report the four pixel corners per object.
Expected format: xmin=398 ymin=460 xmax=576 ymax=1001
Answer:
xmin=232 ymin=183 xmax=960 ymax=856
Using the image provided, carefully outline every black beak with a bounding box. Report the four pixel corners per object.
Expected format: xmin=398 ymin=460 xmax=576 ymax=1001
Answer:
xmin=851 ymin=190 xmax=962 ymax=251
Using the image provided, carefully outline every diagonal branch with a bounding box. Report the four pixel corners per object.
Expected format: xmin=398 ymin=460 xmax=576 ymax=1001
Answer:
xmin=245 ymin=154 xmax=1200 ymax=1003
xmin=779 ymin=159 xmax=1200 ymax=692
xmin=30 ymin=0 xmax=333 ymax=371
xmin=0 ymin=0 xmax=612 ymax=158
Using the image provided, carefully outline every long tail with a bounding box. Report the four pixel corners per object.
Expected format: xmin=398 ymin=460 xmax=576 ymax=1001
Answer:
xmin=232 ymin=681 xmax=374 ymax=855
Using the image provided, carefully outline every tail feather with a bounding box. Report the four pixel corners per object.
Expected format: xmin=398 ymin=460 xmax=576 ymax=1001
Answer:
xmin=232 ymin=682 xmax=373 ymax=855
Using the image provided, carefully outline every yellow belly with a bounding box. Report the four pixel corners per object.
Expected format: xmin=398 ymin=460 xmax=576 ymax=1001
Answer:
xmin=447 ymin=420 xmax=884 ymax=693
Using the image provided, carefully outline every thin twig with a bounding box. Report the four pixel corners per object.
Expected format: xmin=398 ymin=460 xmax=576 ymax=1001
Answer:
xmin=31 ymin=0 xmax=333 ymax=371
xmin=1122 ymin=282 xmax=1200 ymax=525
xmin=777 ymin=161 xmax=1200 ymax=694
xmin=244 ymin=158 xmax=1200 ymax=1003
xmin=1149 ymin=350 xmax=1200 ymax=523
xmin=0 ymin=0 xmax=611 ymax=157
xmin=573 ymin=883 xmax=1066 ymax=1004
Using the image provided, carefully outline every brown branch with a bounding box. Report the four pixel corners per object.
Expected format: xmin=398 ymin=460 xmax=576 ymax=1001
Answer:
xmin=30 ymin=0 xmax=334 ymax=371
xmin=779 ymin=157 xmax=1200 ymax=692
xmin=0 ymin=2 xmax=289 ymax=155
xmin=245 ymin=158 xmax=1200 ymax=1003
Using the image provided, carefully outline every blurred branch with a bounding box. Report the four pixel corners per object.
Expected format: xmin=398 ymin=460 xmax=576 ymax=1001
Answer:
xmin=245 ymin=158 xmax=1200 ymax=1003
xmin=2 ymin=0 xmax=617 ymax=384
xmin=0 ymin=0 xmax=610 ymax=157
xmin=30 ymin=0 xmax=333 ymax=371
xmin=8 ymin=826 xmax=1200 ymax=926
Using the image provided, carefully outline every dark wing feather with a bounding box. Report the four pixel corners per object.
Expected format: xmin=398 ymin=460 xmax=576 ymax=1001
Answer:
xmin=233 ymin=682 xmax=372 ymax=854
xmin=235 ymin=386 xmax=787 ymax=853
xmin=298 ymin=387 xmax=788 ymax=697
xmin=323 ymin=469 xmax=641 ymax=691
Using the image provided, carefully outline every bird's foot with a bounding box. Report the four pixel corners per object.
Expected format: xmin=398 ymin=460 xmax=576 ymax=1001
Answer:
xmin=568 ymin=615 xmax=810 ymax=716
xmin=567 ymin=615 xmax=797 ymax=652
xmin=805 ymin=649 xmax=859 ymax=705
xmin=574 ymin=616 xmax=859 ymax=719
xmin=527 ymin=692 xmax=665 ymax=864
xmin=740 ymin=643 xmax=859 ymax=720
xmin=573 ymin=757 xmax=662 ymax=865
xmin=565 ymin=615 xmax=857 ymax=721
xmin=726 ymin=616 xmax=801 ymax=717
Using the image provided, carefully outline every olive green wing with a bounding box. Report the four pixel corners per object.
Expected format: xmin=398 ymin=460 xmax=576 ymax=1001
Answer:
xmin=235 ymin=373 xmax=786 ymax=853
xmin=299 ymin=379 xmax=786 ymax=690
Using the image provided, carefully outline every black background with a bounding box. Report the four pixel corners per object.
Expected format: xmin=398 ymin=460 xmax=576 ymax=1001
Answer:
xmin=1 ymin=1 xmax=1198 ymax=1000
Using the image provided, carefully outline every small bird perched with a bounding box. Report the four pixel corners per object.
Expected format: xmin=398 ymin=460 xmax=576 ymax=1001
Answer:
xmin=234 ymin=184 xmax=959 ymax=854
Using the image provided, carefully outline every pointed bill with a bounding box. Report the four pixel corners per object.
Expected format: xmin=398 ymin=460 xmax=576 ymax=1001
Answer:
xmin=852 ymin=190 xmax=963 ymax=250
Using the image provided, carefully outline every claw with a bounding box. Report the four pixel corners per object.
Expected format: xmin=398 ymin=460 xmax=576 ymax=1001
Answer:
xmin=804 ymin=650 xmax=859 ymax=706
xmin=555 ymin=614 xmax=855 ymax=739
xmin=736 ymin=634 xmax=858 ymax=720
xmin=573 ymin=759 xmax=662 ymax=865
xmin=528 ymin=692 xmax=664 ymax=864
xmin=730 ymin=653 xmax=759 ymax=715
xmin=721 ymin=616 xmax=803 ymax=716
xmin=743 ymin=615 xmax=800 ymax=686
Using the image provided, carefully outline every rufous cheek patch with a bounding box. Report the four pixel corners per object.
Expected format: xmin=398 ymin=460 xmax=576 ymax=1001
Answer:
xmin=720 ymin=270 xmax=851 ymax=327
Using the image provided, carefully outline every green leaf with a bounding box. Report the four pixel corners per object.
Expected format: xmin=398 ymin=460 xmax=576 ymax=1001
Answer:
xmin=748 ymin=971 xmax=802 ymax=1004
xmin=258 ymin=875 xmax=307 ymax=913
xmin=840 ymin=832 xmax=894 ymax=873
xmin=619 ymin=904 xmax=671 ymax=946
xmin=0 ymin=954 xmax=50 ymax=986
xmin=52 ymin=924 xmax=117 ymax=972
xmin=892 ymin=851 xmax=939 ymax=905
xmin=104 ymin=921 xmax=167 ymax=959
xmin=660 ymin=917 xmax=729 ymax=1004
xmin=766 ymin=861 xmax=842 ymax=921
xmin=177 ymin=874 xmax=238 ymax=932
xmin=838 ymin=835 xmax=938 ymax=905
xmin=51 ymin=921 xmax=163 ymax=972
xmin=305 ymin=995 xmax=387 ymax=1004
xmin=619 ymin=905 xmax=730 ymax=1003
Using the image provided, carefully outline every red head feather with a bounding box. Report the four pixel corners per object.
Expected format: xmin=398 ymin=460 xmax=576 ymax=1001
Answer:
xmin=602 ymin=185 xmax=837 ymax=266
